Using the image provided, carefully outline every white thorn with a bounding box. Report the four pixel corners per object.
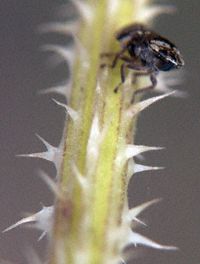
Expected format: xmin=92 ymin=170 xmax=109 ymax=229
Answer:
xmin=87 ymin=114 xmax=100 ymax=154
xmin=125 ymin=145 xmax=163 ymax=160
xmin=127 ymin=199 xmax=161 ymax=224
xmin=40 ymin=21 xmax=88 ymax=66
xmin=3 ymin=214 xmax=36 ymax=233
xmin=120 ymin=258 xmax=126 ymax=264
xmin=35 ymin=134 xmax=54 ymax=150
xmin=132 ymin=217 xmax=147 ymax=226
xmin=71 ymin=163 xmax=89 ymax=191
xmin=38 ymin=231 xmax=46 ymax=241
xmin=3 ymin=206 xmax=54 ymax=238
xmin=39 ymin=82 xmax=71 ymax=99
xmin=70 ymin=0 xmax=94 ymax=22
xmin=171 ymin=89 xmax=188 ymax=98
xmin=38 ymin=170 xmax=61 ymax=198
xmin=144 ymin=5 xmax=176 ymax=21
xmin=116 ymin=145 xmax=163 ymax=165
xmin=127 ymin=231 xmax=178 ymax=250
xmin=86 ymin=113 xmax=107 ymax=177
xmin=126 ymin=91 xmax=175 ymax=118
xmin=134 ymin=163 xmax=164 ymax=174
xmin=39 ymin=21 xmax=79 ymax=35
xmin=42 ymin=44 xmax=74 ymax=66
xmin=17 ymin=134 xmax=61 ymax=170
xmin=136 ymin=5 xmax=176 ymax=22
xmin=128 ymin=160 xmax=164 ymax=178
xmin=156 ymin=87 xmax=188 ymax=99
xmin=52 ymin=98 xmax=79 ymax=121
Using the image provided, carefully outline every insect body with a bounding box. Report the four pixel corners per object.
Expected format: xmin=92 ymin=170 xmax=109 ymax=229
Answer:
xmin=102 ymin=23 xmax=184 ymax=94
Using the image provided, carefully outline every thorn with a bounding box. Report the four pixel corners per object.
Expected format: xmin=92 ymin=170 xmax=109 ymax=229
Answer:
xmin=125 ymin=145 xmax=163 ymax=160
xmin=40 ymin=21 xmax=88 ymax=65
xmin=126 ymin=91 xmax=175 ymax=118
xmin=71 ymin=163 xmax=89 ymax=191
xmin=39 ymin=83 xmax=71 ymax=99
xmin=120 ymin=258 xmax=126 ymax=264
xmin=3 ymin=215 xmax=36 ymax=233
xmin=52 ymin=98 xmax=79 ymax=121
xmin=38 ymin=170 xmax=62 ymax=199
xmin=87 ymin=114 xmax=100 ymax=149
xmin=41 ymin=44 xmax=74 ymax=66
xmin=127 ymin=231 xmax=178 ymax=250
xmin=127 ymin=199 xmax=161 ymax=223
xmin=132 ymin=217 xmax=147 ymax=226
xmin=38 ymin=231 xmax=46 ymax=241
xmin=116 ymin=145 xmax=163 ymax=165
xmin=38 ymin=21 xmax=78 ymax=35
xmin=172 ymin=89 xmax=188 ymax=98
xmin=35 ymin=134 xmax=54 ymax=150
xmin=85 ymin=113 xmax=113 ymax=178
xmin=145 ymin=5 xmax=176 ymax=21
xmin=134 ymin=163 xmax=164 ymax=174
xmin=70 ymin=0 xmax=94 ymax=22
xmin=127 ymin=160 xmax=164 ymax=178
xmin=157 ymin=87 xmax=188 ymax=98
xmin=136 ymin=5 xmax=176 ymax=23
xmin=3 ymin=206 xmax=54 ymax=238
xmin=17 ymin=134 xmax=61 ymax=169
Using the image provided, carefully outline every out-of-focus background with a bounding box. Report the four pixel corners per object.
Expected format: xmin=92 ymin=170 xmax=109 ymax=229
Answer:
xmin=0 ymin=1 xmax=199 ymax=263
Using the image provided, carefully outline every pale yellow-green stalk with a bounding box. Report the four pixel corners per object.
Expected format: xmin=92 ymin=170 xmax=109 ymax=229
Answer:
xmin=3 ymin=1 xmax=178 ymax=264
xmin=48 ymin=1 xmax=175 ymax=264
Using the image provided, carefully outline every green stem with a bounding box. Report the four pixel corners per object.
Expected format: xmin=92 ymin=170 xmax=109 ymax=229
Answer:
xmin=49 ymin=1 xmax=147 ymax=263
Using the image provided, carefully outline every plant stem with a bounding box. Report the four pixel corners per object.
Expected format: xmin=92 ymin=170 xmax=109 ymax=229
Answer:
xmin=49 ymin=1 xmax=150 ymax=263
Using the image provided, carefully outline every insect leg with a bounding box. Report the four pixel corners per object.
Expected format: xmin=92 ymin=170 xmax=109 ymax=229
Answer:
xmin=100 ymin=53 xmax=118 ymax=68
xmin=114 ymin=59 xmax=140 ymax=93
xmin=111 ymin=48 xmax=127 ymax=68
xmin=100 ymin=47 xmax=127 ymax=69
xmin=134 ymin=72 xmax=157 ymax=95
xmin=125 ymin=69 xmax=157 ymax=103
xmin=114 ymin=63 xmax=128 ymax=93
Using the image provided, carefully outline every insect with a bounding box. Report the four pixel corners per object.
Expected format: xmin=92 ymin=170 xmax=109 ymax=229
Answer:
xmin=101 ymin=23 xmax=184 ymax=94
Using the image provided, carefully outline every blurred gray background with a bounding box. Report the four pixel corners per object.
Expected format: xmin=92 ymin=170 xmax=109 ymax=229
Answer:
xmin=0 ymin=0 xmax=199 ymax=263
